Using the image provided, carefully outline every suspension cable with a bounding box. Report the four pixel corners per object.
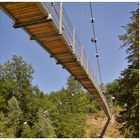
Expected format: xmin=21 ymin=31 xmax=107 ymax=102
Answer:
xmin=89 ymin=2 xmax=103 ymax=86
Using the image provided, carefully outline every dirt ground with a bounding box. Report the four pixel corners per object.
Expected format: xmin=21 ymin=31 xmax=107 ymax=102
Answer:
xmin=84 ymin=114 xmax=123 ymax=138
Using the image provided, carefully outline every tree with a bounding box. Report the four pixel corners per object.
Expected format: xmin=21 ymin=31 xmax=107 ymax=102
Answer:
xmin=56 ymin=113 xmax=86 ymax=138
xmin=0 ymin=55 xmax=34 ymax=114
xmin=105 ymin=80 xmax=120 ymax=105
xmin=67 ymin=75 xmax=83 ymax=95
xmin=65 ymin=76 xmax=88 ymax=113
xmin=0 ymin=95 xmax=6 ymax=112
xmin=21 ymin=123 xmax=36 ymax=138
xmin=34 ymin=108 xmax=56 ymax=138
xmin=0 ymin=111 xmax=9 ymax=138
xmin=0 ymin=56 xmax=100 ymax=138
xmin=0 ymin=56 xmax=37 ymax=137
xmin=5 ymin=96 xmax=23 ymax=137
xmin=0 ymin=55 xmax=33 ymax=86
xmin=116 ymin=8 xmax=139 ymax=138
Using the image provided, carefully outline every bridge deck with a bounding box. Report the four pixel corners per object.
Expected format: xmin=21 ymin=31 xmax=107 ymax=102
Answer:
xmin=0 ymin=2 xmax=111 ymax=118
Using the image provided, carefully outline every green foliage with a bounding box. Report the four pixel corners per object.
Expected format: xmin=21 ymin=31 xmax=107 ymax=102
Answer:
xmin=90 ymin=127 xmax=100 ymax=138
xmin=34 ymin=108 xmax=56 ymax=138
xmin=105 ymin=80 xmax=120 ymax=105
xmin=0 ymin=95 xmax=6 ymax=111
xmin=7 ymin=96 xmax=23 ymax=137
xmin=21 ymin=123 xmax=35 ymax=138
xmin=0 ymin=55 xmax=33 ymax=85
xmin=0 ymin=55 xmax=100 ymax=138
xmin=0 ymin=96 xmax=24 ymax=138
xmin=0 ymin=111 xmax=9 ymax=138
xmin=56 ymin=113 xmax=86 ymax=138
xmin=119 ymin=9 xmax=139 ymax=66
xmin=67 ymin=75 xmax=83 ymax=95
xmin=48 ymin=88 xmax=100 ymax=137
xmin=116 ymin=8 xmax=139 ymax=138
xmin=105 ymin=8 xmax=139 ymax=138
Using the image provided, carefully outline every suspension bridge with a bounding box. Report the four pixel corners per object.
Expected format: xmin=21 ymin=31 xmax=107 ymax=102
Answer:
xmin=0 ymin=2 xmax=111 ymax=136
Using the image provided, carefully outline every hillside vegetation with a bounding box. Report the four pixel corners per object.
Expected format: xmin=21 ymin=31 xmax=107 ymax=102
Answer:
xmin=0 ymin=56 xmax=101 ymax=138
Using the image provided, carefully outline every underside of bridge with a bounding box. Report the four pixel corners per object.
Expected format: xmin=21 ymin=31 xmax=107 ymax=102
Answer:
xmin=0 ymin=2 xmax=111 ymax=123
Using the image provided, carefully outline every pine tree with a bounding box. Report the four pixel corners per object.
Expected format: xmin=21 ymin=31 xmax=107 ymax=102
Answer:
xmin=67 ymin=75 xmax=83 ymax=95
xmin=116 ymin=8 xmax=139 ymax=138
xmin=6 ymin=96 xmax=23 ymax=137
xmin=0 ymin=55 xmax=34 ymax=114
xmin=21 ymin=123 xmax=36 ymax=138
xmin=0 ymin=111 xmax=9 ymax=138
xmin=34 ymin=108 xmax=56 ymax=138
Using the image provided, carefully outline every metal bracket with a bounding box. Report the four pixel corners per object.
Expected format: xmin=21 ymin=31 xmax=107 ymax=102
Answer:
xmin=13 ymin=14 xmax=52 ymax=28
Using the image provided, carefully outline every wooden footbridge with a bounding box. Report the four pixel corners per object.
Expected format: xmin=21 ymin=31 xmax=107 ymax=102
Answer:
xmin=0 ymin=2 xmax=111 ymax=135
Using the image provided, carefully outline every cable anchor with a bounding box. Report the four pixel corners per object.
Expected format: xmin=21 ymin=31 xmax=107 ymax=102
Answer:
xmin=96 ymin=53 xmax=99 ymax=57
xmin=91 ymin=37 xmax=97 ymax=43
xmin=62 ymin=25 xmax=65 ymax=30
xmin=90 ymin=17 xmax=95 ymax=23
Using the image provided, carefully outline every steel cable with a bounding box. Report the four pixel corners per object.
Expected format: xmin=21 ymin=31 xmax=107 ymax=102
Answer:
xmin=89 ymin=2 xmax=103 ymax=86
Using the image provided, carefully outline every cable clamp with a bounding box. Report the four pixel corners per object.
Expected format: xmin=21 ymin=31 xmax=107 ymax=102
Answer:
xmin=91 ymin=37 xmax=97 ymax=43
xmin=91 ymin=17 xmax=95 ymax=23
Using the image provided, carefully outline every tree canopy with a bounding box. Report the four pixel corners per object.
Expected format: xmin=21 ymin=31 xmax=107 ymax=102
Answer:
xmin=0 ymin=55 xmax=100 ymax=138
xmin=105 ymin=8 xmax=139 ymax=138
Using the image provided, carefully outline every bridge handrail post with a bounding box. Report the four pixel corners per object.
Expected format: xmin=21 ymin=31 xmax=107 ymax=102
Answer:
xmin=90 ymin=65 xmax=92 ymax=79
xmin=89 ymin=65 xmax=91 ymax=78
xmin=80 ymin=44 xmax=84 ymax=66
xmin=72 ymin=27 xmax=76 ymax=54
xmin=86 ymin=59 xmax=89 ymax=76
xmin=59 ymin=2 xmax=63 ymax=34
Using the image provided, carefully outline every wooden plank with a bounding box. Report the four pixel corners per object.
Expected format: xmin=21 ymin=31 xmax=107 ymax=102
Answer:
xmin=27 ymin=23 xmax=53 ymax=30
xmin=58 ymin=58 xmax=77 ymax=62
xmin=39 ymin=37 xmax=61 ymax=42
xmin=13 ymin=19 xmax=52 ymax=28
xmin=14 ymin=13 xmax=44 ymax=20
xmin=7 ymin=7 xmax=40 ymax=14
xmin=30 ymin=29 xmax=55 ymax=35
xmin=56 ymin=56 xmax=75 ymax=60
xmin=12 ymin=10 xmax=42 ymax=17
xmin=1 ymin=2 xmax=111 ymax=119
xmin=4 ymin=3 xmax=37 ymax=9
xmin=18 ymin=15 xmax=45 ymax=22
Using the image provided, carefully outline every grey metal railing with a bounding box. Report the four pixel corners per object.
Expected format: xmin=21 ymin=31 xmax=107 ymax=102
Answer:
xmin=43 ymin=2 xmax=102 ymax=92
xmin=43 ymin=3 xmax=110 ymax=116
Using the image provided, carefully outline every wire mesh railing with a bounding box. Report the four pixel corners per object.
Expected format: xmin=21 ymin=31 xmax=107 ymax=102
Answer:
xmin=43 ymin=2 xmax=102 ymax=95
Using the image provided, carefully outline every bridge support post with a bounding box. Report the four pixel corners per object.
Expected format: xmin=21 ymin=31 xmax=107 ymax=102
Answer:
xmin=99 ymin=118 xmax=111 ymax=138
xmin=72 ymin=27 xmax=76 ymax=54
xmin=59 ymin=2 xmax=63 ymax=34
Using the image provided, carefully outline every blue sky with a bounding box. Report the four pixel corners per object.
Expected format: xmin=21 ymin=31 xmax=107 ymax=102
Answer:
xmin=0 ymin=2 xmax=138 ymax=93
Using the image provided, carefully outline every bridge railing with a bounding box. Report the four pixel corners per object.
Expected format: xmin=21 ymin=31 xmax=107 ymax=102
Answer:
xmin=43 ymin=2 xmax=102 ymax=95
